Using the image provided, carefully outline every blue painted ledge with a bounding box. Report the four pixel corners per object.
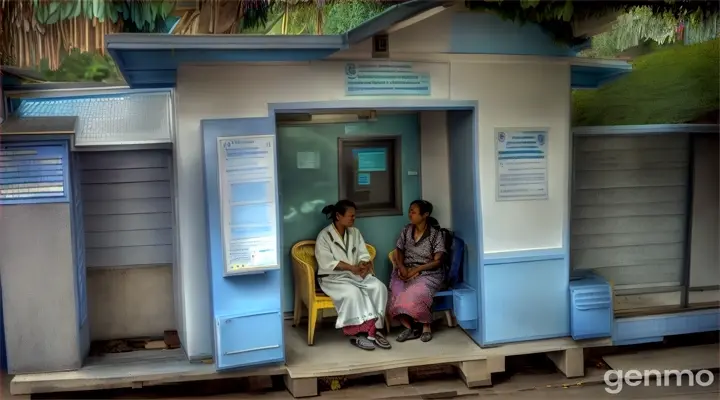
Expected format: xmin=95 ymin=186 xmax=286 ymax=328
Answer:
xmin=613 ymin=308 xmax=720 ymax=346
xmin=483 ymin=248 xmax=566 ymax=265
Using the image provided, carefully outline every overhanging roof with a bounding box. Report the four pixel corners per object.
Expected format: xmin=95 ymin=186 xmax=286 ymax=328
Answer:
xmin=570 ymin=58 xmax=632 ymax=89
xmin=345 ymin=0 xmax=452 ymax=44
xmin=105 ymin=0 xmax=631 ymax=89
xmin=106 ymin=34 xmax=347 ymax=88
xmin=106 ymin=0 xmax=442 ymax=88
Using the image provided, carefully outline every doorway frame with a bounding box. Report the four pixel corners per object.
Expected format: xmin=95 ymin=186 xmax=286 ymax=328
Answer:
xmin=268 ymin=99 xmax=485 ymax=345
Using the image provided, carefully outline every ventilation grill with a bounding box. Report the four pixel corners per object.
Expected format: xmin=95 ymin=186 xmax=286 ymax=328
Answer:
xmin=0 ymin=141 xmax=69 ymax=204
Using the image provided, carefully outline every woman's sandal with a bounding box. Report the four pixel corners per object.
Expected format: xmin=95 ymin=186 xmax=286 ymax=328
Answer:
xmin=395 ymin=327 xmax=421 ymax=342
xmin=372 ymin=333 xmax=392 ymax=349
xmin=349 ymin=336 xmax=376 ymax=350
xmin=420 ymin=331 xmax=433 ymax=342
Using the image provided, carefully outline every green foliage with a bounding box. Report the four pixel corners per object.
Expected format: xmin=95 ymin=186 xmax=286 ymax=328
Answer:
xmin=30 ymin=0 xmax=177 ymax=31
xmin=323 ymin=0 xmax=389 ymax=34
xmin=259 ymin=0 xmax=393 ymax=35
xmin=579 ymin=7 xmax=719 ymax=58
xmin=585 ymin=7 xmax=678 ymax=57
xmin=464 ymin=0 xmax=720 ymax=46
xmin=572 ymin=39 xmax=720 ymax=126
xmin=40 ymin=48 xmax=124 ymax=83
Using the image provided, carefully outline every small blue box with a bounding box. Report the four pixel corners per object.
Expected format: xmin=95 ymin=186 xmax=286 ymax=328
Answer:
xmin=452 ymin=286 xmax=478 ymax=330
xmin=569 ymin=273 xmax=613 ymax=340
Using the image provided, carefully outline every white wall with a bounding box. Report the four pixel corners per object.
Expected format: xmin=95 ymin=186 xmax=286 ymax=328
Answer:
xmin=420 ymin=111 xmax=452 ymax=228
xmin=176 ymin=58 xmax=571 ymax=356
xmin=176 ymin=62 xmax=449 ymax=358
xmin=450 ymin=62 xmax=570 ymax=253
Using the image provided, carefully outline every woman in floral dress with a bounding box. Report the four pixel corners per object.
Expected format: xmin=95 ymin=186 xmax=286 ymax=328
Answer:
xmin=388 ymin=200 xmax=446 ymax=343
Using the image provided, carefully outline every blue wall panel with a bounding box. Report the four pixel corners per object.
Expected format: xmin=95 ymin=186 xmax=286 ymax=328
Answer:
xmin=482 ymin=252 xmax=570 ymax=345
xmin=450 ymin=12 xmax=575 ymax=57
xmin=613 ymin=309 xmax=720 ymax=346
xmin=202 ymin=118 xmax=284 ymax=371
xmin=447 ymin=109 xmax=483 ymax=343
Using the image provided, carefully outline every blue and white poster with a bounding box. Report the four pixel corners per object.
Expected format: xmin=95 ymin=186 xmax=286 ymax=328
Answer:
xmin=217 ymin=135 xmax=279 ymax=275
xmin=345 ymin=62 xmax=431 ymax=96
xmin=495 ymin=128 xmax=549 ymax=201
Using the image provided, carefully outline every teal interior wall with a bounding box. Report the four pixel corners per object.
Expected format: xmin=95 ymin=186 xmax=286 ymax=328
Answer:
xmin=277 ymin=113 xmax=421 ymax=313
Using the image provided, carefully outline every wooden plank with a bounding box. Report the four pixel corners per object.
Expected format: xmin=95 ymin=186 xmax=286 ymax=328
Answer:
xmin=84 ymin=213 xmax=172 ymax=232
xmin=84 ymin=198 xmax=173 ymax=215
xmin=85 ymin=229 xmax=173 ymax=248
xmin=614 ymin=291 xmax=683 ymax=311
xmin=574 ymin=187 xmax=686 ymax=206
xmin=572 ymin=243 xmax=684 ymax=269
xmin=592 ymin=261 xmax=682 ymax=287
xmin=572 ymin=202 xmax=685 ymax=220
xmin=688 ymin=289 xmax=720 ymax=305
xmin=10 ymin=349 xmax=286 ymax=395
xmin=572 ymin=215 xmax=685 ymax=236
xmin=603 ymin=344 xmax=720 ymax=373
xmin=284 ymin=324 xmax=489 ymax=379
xmin=574 ymin=169 xmax=688 ymax=190
xmin=82 ymin=182 xmax=171 ymax=201
xmin=81 ymin=167 xmax=170 ymax=184
xmin=575 ymin=135 xmax=688 ymax=152
xmin=86 ymin=245 xmax=173 ymax=267
xmin=79 ymin=151 xmax=170 ymax=170
xmin=572 ymin=232 xmax=683 ymax=249
xmin=574 ymin=148 xmax=689 ymax=171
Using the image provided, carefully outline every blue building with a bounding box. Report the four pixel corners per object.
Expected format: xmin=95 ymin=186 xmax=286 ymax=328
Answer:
xmin=1 ymin=1 xmax=717 ymax=397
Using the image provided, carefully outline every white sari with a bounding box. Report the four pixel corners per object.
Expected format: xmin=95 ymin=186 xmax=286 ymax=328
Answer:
xmin=315 ymin=224 xmax=387 ymax=329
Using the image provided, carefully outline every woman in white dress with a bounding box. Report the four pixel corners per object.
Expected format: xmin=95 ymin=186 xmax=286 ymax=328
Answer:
xmin=315 ymin=200 xmax=392 ymax=351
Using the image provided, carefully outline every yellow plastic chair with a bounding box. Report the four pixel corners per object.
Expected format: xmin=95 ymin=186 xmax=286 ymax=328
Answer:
xmin=290 ymin=240 xmax=377 ymax=345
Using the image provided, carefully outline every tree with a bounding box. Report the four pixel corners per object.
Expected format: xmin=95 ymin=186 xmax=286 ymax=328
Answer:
xmin=39 ymin=48 xmax=122 ymax=82
xmin=0 ymin=0 xmax=181 ymax=69
xmin=464 ymin=0 xmax=719 ymax=47
xmin=580 ymin=7 xmax=720 ymax=58
xmin=261 ymin=0 xmax=394 ymax=35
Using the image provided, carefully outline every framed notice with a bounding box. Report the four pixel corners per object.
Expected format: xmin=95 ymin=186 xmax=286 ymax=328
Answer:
xmin=495 ymin=128 xmax=549 ymax=201
xmin=216 ymin=135 xmax=280 ymax=276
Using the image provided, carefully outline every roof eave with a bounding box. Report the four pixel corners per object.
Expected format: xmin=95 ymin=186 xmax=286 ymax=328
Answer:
xmin=105 ymin=33 xmax=347 ymax=51
xmin=345 ymin=0 xmax=453 ymax=45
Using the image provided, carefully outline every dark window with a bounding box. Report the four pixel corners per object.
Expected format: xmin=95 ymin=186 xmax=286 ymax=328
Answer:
xmin=338 ymin=137 xmax=402 ymax=217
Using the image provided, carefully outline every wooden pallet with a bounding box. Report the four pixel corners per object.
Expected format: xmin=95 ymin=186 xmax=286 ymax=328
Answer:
xmin=9 ymin=349 xmax=286 ymax=396
xmin=10 ymin=323 xmax=606 ymax=397
xmin=282 ymin=323 xmax=602 ymax=398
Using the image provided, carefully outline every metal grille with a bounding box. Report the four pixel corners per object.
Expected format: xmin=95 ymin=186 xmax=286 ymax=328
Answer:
xmin=15 ymin=91 xmax=173 ymax=146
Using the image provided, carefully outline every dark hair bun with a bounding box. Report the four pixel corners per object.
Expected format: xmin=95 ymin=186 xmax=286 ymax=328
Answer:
xmin=321 ymin=205 xmax=335 ymax=215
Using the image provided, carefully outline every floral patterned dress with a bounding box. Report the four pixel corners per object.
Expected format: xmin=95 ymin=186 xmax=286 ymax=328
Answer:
xmin=387 ymin=224 xmax=446 ymax=324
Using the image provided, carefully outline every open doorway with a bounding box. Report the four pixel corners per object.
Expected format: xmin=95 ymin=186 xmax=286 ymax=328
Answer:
xmin=76 ymin=149 xmax=178 ymax=355
xmin=275 ymin=106 xmax=482 ymax=379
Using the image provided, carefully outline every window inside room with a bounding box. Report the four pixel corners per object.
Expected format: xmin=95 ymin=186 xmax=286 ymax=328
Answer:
xmin=338 ymin=137 xmax=402 ymax=217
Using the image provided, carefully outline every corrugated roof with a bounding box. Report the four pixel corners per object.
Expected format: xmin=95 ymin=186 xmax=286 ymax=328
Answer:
xmin=14 ymin=91 xmax=173 ymax=145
